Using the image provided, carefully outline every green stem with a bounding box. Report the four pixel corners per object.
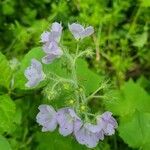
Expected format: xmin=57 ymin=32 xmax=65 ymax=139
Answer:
xmin=87 ymin=95 xmax=106 ymax=100
xmin=127 ymin=5 xmax=141 ymax=37
xmin=64 ymin=46 xmax=89 ymax=120
xmin=64 ymin=49 xmax=80 ymax=109
xmin=47 ymin=72 xmax=75 ymax=85
xmin=87 ymin=85 xmax=104 ymax=100
xmin=71 ymin=59 xmax=80 ymax=109
xmin=76 ymin=42 xmax=79 ymax=55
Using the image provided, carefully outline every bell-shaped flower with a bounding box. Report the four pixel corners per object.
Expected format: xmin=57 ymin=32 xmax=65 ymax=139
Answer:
xmin=68 ymin=23 xmax=94 ymax=40
xmin=41 ymin=22 xmax=62 ymax=43
xmin=56 ymin=108 xmax=83 ymax=137
xmin=36 ymin=105 xmax=57 ymax=132
xmin=40 ymin=22 xmax=63 ymax=64
xmin=42 ymin=41 xmax=63 ymax=64
xmin=97 ymin=111 xmax=118 ymax=136
xmin=24 ymin=59 xmax=45 ymax=87
xmin=51 ymin=22 xmax=63 ymax=42
xmin=74 ymin=122 xmax=104 ymax=148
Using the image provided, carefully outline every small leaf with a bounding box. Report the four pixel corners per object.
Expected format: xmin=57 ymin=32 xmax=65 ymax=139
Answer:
xmin=0 ymin=95 xmax=16 ymax=133
xmin=0 ymin=52 xmax=12 ymax=88
xmin=133 ymin=32 xmax=148 ymax=48
xmin=0 ymin=135 xmax=12 ymax=150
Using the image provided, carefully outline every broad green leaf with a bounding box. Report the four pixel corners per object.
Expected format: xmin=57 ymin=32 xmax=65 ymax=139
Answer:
xmin=0 ymin=95 xmax=16 ymax=133
xmin=119 ymin=111 xmax=150 ymax=149
xmin=76 ymin=59 xmax=103 ymax=95
xmin=104 ymin=79 xmax=150 ymax=116
xmin=0 ymin=135 xmax=12 ymax=150
xmin=35 ymin=131 xmax=86 ymax=150
xmin=34 ymin=131 xmax=110 ymax=150
xmin=0 ymin=52 xmax=12 ymax=88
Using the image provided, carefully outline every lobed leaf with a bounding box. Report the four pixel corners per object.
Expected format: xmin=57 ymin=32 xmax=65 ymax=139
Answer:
xmin=119 ymin=111 xmax=150 ymax=149
xmin=104 ymin=79 xmax=150 ymax=117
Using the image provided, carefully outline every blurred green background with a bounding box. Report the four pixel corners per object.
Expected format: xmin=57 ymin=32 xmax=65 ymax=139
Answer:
xmin=0 ymin=0 xmax=150 ymax=150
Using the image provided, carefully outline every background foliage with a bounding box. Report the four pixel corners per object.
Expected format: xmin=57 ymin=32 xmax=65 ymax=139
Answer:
xmin=0 ymin=0 xmax=150 ymax=149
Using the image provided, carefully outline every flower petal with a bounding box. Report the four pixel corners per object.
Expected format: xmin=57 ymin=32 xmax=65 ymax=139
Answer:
xmin=41 ymin=31 xmax=50 ymax=43
xmin=68 ymin=23 xmax=94 ymax=40
xmin=74 ymin=123 xmax=100 ymax=148
xmin=68 ymin=23 xmax=84 ymax=40
xmin=56 ymin=108 xmax=74 ymax=136
xmin=24 ymin=59 xmax=45 ymax=87
xmin=81 ymin=26 xmax=94 ymax=39
xmin=36 ymin=104 xmax=57 ymax=132
xmin=84 ymin=122 xmax=102 ymax=133
xmin=42 ymin=41 xmax=62 ymax=55
xmin=51 ymin=22 xmax=62 ymax=33
xmin=42 ymin=54 xmax=58 ymax=64
xmin=97 ymin=111 xmax=118 ymax=136
xmin=58 ymin=121 xmax=74 ymax=136
xmin=56 ymin=108 xmax=82 ymax=136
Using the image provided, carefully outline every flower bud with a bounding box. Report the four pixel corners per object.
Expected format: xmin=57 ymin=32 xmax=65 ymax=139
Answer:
xmin=80 ymin=105 xmax=86 ymax=111
xmin=63 ymin=83 xmax=70 ymax=90
xmin=69 ymin=99 xmax=74 ymax=104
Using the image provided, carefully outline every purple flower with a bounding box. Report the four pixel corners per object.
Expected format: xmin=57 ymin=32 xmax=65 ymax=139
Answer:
xmin=40 ymin=22 xmax=63 ymax=64
xmin=36 ymin=105 xmax=57 ymax=132
xmin=97 ymin=111 xmax=118 ymax=136
xmin=51 ymin=22 xmax=62 ymax=42
xmin=41 ymin=31 xmax=50 ymax=43
xmin=74 ymin=112 xmax=117 ymax=148
xmin=41 ymin=22 xmax=62 ymax=43
xmin=42 ymin=41 xmax=63 ymax=64
xmin=74 ymin=122 xmax=103 ymax=148
xmin=56 ymin=108 xmax=82 ymax=136
xmin=68 ymin=23 xmax=94 ymax=40
xmin=24 ymin=59 xmax=45 ymax=87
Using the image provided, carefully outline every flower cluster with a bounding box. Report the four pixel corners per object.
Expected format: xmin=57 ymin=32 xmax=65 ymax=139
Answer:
xmin=24 ymin=22 xmax=94 ymax=88
xmin=24 ymin=22 xmax=118 ymax=148
xmin=36 ymin=104 xmax=118 ymax=148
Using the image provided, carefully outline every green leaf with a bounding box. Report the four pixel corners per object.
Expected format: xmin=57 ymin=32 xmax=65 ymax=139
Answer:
xmin=76 ymin=59 xmax=103 ymax=95
xmin=0 ymin=135 xmax=12 ymax=150
xmin=35 ymin=131 xmax=86 ymax=150
xmin=0 ymin=95 xmax=16 ymax=133
xmin=133 ymin=32 xmax=148 ymax=48
xmin=104 ymin=79 xmax=150 ymax=117
xmin=136 ymin=76 xmax=150 ymax=89
xmin=119 ymin=111 xmax=150 ymax=149
xmin=0 ymin=52 xmax=12 ymax=88
xmin=140 ymin=0 xmax=150 ymax=7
